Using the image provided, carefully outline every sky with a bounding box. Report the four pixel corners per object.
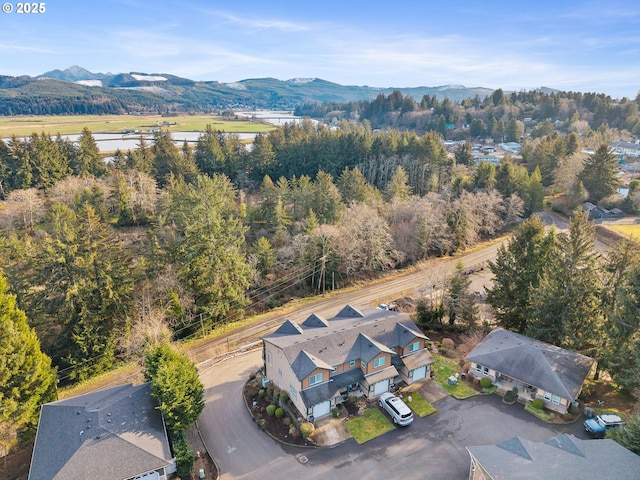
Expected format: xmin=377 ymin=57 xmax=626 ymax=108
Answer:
xmin=1 ymin=0 xmax=639 ymax=98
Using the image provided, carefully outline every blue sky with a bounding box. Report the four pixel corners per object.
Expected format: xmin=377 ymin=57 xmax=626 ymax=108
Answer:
xmin=1 ymin=0 xmax=639 ymax=98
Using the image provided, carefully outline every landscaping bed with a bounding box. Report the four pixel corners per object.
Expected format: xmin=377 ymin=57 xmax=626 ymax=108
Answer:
xmin=243 ymin=376 xmax=314 ymax=447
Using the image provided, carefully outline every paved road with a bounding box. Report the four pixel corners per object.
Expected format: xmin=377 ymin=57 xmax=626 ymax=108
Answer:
xmin=199 ymin=350 xmax=589 ymax=480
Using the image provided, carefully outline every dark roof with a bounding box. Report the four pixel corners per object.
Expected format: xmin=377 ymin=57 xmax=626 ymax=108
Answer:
xmin=335 ymin=304 xmax=364 ymax=318
xmin=290 ymin=350 xmax=334 ymax=380
xmin=467 ymin=434 xmax=640 ymax=479
xmin=301 ymin=313 xmax=329 ymax=329
xmin=300 ymin=382 xmax=338 ymax=408
xmin=29 ymin=383 xmax=172 ymax=480
xmin=465 ymin=328 xmax=593 ymax=399
xmin=331 ymin=368 xmax=365 ymax=390
xmin=273 ymin=319 xmax=304 ymax=335
xmin=263 ymin=307 xmax=428 ymax=371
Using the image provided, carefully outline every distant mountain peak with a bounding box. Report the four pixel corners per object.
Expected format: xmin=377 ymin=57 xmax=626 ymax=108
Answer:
xmin=39 ymin=65 xmax=105 ymax=82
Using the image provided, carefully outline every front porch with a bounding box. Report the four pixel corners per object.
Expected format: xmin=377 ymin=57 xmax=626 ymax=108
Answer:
xmin=494 ymin=374 xmax=537 ymax=403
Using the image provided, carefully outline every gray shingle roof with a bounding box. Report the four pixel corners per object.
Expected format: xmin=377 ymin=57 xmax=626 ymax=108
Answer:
xmin=335 ymin=304 xmax=364 ymax=318
xmin=300 ymin=382 xmax=339 ymax=408
xmin=402 ymin=349 xmax=435 ymax=370
xmin=467 ymin=434 xmax=640 ymax=479
xmin=301 ymin=313 xmax=329 ymax=328
xmin=29 ymin=383 xmax=172 ymax=480
xmin=290 ymin=350 xmax=335 ymax=380
xmin=274 ymin=319 xmax=304 ymax=335
xmin=352 ymin=333 xmax=394 ymax=363
xmin=263 ymin=307 xmax=429 ymax=371
xmin=465 ymin=328 xmax=594 ymax=399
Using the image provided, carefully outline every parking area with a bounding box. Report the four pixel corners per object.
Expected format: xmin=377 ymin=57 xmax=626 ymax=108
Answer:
xmin=200 ymin=351 xmax=589 ymax=480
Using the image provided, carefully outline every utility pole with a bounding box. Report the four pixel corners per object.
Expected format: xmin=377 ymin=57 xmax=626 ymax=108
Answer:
xmin=320 ymin=255 xmax=326 ymax=296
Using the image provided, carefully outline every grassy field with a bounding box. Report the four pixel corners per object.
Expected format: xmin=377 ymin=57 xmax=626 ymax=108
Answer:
xmin=0 ymin=114 xmax=276 ymax=137
xmin=608 ymin=223 xmax=640 ymax=240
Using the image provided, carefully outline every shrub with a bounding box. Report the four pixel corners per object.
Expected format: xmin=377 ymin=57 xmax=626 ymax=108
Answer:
xmin=275 ymin=407 xmax=284 ymax=419
xmin=249 ymin=372 xmax=257 ymax=380
xmin=258 ymin=389 xmax=265 ymax=398
xmin=289 ymin=427 xmax=300 ymax=439
xmin=480 ymin=377 xmax=492 ymax=389
xmin=257 ymin=418 xmax=266 ymax=430
xmin=512 ymin=386 xmax=519 ymax=395
xmin=300 ymin=422 xmax=315 ymax=437
xmin=282 ymin=417 xmax=291 ymax=426
xmin=332 ymin=407 xmax=340 ymax=418
xmin=532 ymin=398 xmax=545 ymax=410
xmin=503 ymin=390 xmax=516 ymax=403
xmin=171 ymin=431 xmax=195 ymax=478
xmin=279 ymin=391 xmax=289 ymax=403
xmin=569 ymin=403 xmax=580 ymax=415
xmin=563 ymin=412 xmax=573 ymax=421
xmin=266 ymin=404 xmax=276 ymax=417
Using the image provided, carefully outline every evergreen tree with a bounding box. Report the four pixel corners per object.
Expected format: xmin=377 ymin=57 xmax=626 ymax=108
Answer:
xmin=194 ymin=125 xmax=225 ymax=176
xmin=160 ymin=175 xmax=251 ymax=325
xmin=152 ymin=130 xmax=198 ymax=187
xmin=144 ymin=345 xmax=204 ymax=435
xmin=607 ymin=413 xmax=640 ymax=455
xmin=487 ymin=216 xmax=554 ymax=333
xmin=579 ymin=143 xmax=620 ymax=202
xmin=313 ymin=171 xmax=343 ymax=224
xmin=72 ymin=128 xmax=106 ymax=177
xmin=601 ymin=241 xmax=640 ymax=391
xmin=445 ymin=261 xmax=477 ymax=328
xmin=525 ymin=166 xmax=544 ymax=214
xmin=526 ymin=210 xmax=603 ymax=353
xmin=454 ymin=141 xmax=474 ymax=167
xmin=385 ymin=166 xmax=412 ymax=202
xmin=0 ymin=271 xmax=56 ymax=451
xmin=27 ymin=203 xmax=133 ymax=381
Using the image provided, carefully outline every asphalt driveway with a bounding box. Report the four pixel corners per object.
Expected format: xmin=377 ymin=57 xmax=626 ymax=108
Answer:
xmin=199 ymin=350 xmax=589 ymax=480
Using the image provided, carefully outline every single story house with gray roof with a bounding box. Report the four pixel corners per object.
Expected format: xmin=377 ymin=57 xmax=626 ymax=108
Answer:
xmin=465 ymin=328 xmax=594 ymax=413
xmin=262 ymin=305 xmax=433 ymax=421
xmin=466 ymin=433 xmax=640 ymax=479
xmin=28 ymin=383 xmax=174 ymax=480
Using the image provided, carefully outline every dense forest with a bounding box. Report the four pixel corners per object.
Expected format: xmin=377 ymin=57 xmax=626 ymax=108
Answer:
xmin=295 ymin=88 xmax=640 ymax=139
xmin=2 ymin=101 xmax=640 ymax=450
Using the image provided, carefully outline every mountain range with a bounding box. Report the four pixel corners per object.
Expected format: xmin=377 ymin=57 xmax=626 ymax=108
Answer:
xmin=0 ymin=65 xmax=496 ymax=116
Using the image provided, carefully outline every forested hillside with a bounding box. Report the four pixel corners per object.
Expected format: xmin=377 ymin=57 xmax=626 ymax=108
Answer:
xmin=296 ymin=88 xmax=640 ymax=138
xmin=3 ymin=108 xmax=640 ymax=452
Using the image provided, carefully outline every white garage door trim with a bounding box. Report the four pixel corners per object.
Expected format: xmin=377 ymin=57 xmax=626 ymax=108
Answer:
xmin=312 ymin=400 xmax=331 ymax=418
xmin=373 ymin=379 xmax=389 ymax=395
xmin=413 ymin=366 xmax=427 ymax=381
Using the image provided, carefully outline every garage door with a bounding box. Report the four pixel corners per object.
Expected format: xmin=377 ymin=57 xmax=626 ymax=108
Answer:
xmin=373 ymin=379 xmax=389 ymax=396
xmin=413 ymin=366 xmax=427 ymax=381
xmin=133 ymin=472 xmax=160 ymax=480
xmin=313 ymin=401 xmax=331 ymax=418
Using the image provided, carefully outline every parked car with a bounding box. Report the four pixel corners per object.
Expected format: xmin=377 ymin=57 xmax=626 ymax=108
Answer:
xmin=584 ymin=414 xmax=625 ymax=438
xmin=379 ymin=392 xmax=413 ymax=426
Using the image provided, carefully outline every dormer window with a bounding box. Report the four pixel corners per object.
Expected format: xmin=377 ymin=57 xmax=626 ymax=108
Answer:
xmin=408 ymin=341 xmax=420 ymax=353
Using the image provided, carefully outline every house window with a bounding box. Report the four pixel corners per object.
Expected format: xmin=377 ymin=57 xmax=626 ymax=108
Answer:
xmin=476 ymin=364 xmax=482 ymax=373
xmin=349 ymin=359 xmax=356 ymax=368
xmin=483 ymin=366 xmax=489 ymax=375
xmin=552 ymin=395 xmax=561 ymax=405
xmin=308 ymin=373 xmax=323 ymax=386
xmin=267 ymin=351 xmax=271 ymax=366
xmin=373 ymin=356 xmax=386 ymax=368
xmin=289 ymin=384 xmax=297 ymax=400
xmin=332 ymin=366 xmax=338 ymax=372
xmin=408 ymin=341 xmax=420 ymax=353
xmin=543 ymin=391 xmax=551 ymax=401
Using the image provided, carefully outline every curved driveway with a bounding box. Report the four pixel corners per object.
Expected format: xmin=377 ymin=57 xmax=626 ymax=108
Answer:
xmin=199 ymin=350 xmax=588 ymax=480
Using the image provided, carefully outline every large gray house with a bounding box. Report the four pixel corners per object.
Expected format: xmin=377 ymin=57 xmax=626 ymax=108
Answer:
xmin=262 ymin=305 xmax=434 ymax=421
xmin=466 ymin=328 xmax=594 ymax=413
xmin=467 ymin=434 xmax=640 ymax=480
xmin=29 ymin=383 xmax=175 ymax=480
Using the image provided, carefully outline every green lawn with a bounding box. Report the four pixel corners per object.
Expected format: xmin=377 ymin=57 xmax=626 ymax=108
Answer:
xmin=0 ymin=114 xmax=276 ymax=137
xmin=525 ymin=401 xmax=556 ymax=421
xmin=432 ymin=354 xmax=478 ymax=399
xmin=345 ymin=407 xmax=394 ymax=444
xmin=404 ymin=392 xmax=437 ymax=417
